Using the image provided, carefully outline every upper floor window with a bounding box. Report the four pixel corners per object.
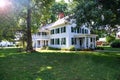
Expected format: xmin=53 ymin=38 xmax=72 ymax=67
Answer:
xmin=82 ymin=28 xmax=84 ymax=34
xmin=85 ymin=29 xmax=88 ymax=34
xmin=51 ymin=29 xmax=54 ymax=34
xmin=77 ymin=27 xmax=80 ymax=33
xmin=61 ymin=27 xmax=66 ymax=33
xmin=71 ymin=27 xmax=76 ymax=33
xmin=42 ymin=32 xmax=47 ymax=36
xmin=37 ymin=32 xmax=41 ymax=35
xmin=55 ymin=28 xmax=60 ymax=34
xmin=79 ymin=28 xmax=81 ymax=33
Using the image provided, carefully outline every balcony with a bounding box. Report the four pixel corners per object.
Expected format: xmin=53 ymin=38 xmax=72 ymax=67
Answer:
xmin=32 ymin=35 xmax=49 ymax=40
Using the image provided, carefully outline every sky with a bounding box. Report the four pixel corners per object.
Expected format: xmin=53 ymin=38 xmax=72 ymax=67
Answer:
xmin=56 ymin=0 xmax=71 ymax=3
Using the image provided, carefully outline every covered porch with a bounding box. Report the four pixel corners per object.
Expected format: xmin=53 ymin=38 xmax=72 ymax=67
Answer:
xmin=33 ymin=39 xmax=49 ymax=49
xmin=74 ymin=34 xmax=97 ymax=49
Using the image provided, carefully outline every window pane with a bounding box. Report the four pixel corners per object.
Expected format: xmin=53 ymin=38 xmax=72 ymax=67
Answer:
xmin=82 ymin=29 xmax=84 ymax=34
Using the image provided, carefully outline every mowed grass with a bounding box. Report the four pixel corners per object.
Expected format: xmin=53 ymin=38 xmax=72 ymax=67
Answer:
xmin=103 ymin=46 xmax=120 ymax=52
xmin=0 ymin=48 xmax=120 ymax=80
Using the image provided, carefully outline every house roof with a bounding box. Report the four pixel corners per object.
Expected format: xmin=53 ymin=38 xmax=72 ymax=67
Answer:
xmin=39 ymin=16 xmax=70 ymax=31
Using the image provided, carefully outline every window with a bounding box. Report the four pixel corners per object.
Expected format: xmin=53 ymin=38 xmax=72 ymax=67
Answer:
xmin=37 ymin=32 xmax=41 ymax=35
xmin=42 ymin=32 xmax=47 ymax=36
xmin=91 ymin=38 xmax=93 ymax=42
xmin=61 ymin=27 xmax=66 ymax=33
xmin=82 ymin=28 xmax=84 ymax=34
xmin=71 ymin=27 xmax=74 ymax=32
xmin=86 ymin=37 xmax=89 ymax=48
xmin=77 ymin=27 xmax=80 ymax=33
xmin=71 ymin=38 xmax=77 ymax=45
xmin=79 ymin=28 xmax=81 ymax=33
xmin=55 ymin=28 xmax=60 ymax=34
xmin=50 ymin=39 xmax=54 ymax=45
xmin=85 ymin=29 xmax=88 ymax=34
xmin=55 ymin=38 xmax=60 ymax=45
xmin=61 ymin=38 xmax=66 ymax=45
xmin=51 ymin=29 xmax=54 ymax=34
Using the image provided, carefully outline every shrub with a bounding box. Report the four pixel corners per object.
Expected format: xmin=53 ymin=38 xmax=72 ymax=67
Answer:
xmin=69 ymin=46 xmax=75 ymax=51
xmin=46 ymin=46 xmax=60 ymax=50
xmin=61 ymin=48 xmax=68 ymax=51
xmin=106 ymin=35 xmax=115 ymax=43
xmin=110 ymin=39 xmax=120 ymax=48
xmin=95 ymin=47 xmax=104 ymax=50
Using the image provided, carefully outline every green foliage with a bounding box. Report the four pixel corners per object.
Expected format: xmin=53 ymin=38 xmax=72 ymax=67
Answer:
xmin=69 ymin=46 xmax=75 ymax=51
xmin=106 ymin=35 xmax=115 ymax=43
xmin=74 ymin=0 xmax=101 ymax=27
xmin=96 ymin=47 xmax=104 ymax=50
xmin=110 ymin=39 xmax=120 ymax=48
xmin=97 ymin=0 xmax=120 ymax=25
xmin=50 ymin=1 xmax=68 ymax=22
xmin=46 ymin=46 xmax=60 ymax=50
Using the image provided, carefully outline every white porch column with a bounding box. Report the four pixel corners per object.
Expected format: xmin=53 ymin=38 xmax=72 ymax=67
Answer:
xmin=35 ymin=40 xmax=37 ymax=49
xmin=92 ymin=38 xmax=95 ymax=48
xmin=95 ymin=38 xmax=96 ymax=48
xmin=41 ymin=40 xmax=43 ymax=47
xmin=76 ymin=38 xmax=80 ymax=49
xmin=44 ymin=40 xmax=46 ymax=46
xmin=88 ymin=37 xmax=91 ymax=48
xmin=84 ymin=37 xmax=87 ymax=49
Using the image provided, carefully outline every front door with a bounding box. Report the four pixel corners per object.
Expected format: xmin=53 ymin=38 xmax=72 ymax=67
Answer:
xmin=79 ymin=38 xmax=83 ymax=49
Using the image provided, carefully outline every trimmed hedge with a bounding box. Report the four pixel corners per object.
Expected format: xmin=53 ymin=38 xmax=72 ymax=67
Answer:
xmin=110 ymin=39 xmax=120 ymax=48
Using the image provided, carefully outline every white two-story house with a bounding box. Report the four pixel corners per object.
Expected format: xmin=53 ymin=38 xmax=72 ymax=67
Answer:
xmin=32 ymin=16 xmax=97 ymax=50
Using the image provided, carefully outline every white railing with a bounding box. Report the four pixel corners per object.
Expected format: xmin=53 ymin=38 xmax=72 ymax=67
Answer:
xmin=32 ymin=35 xmax=49 ymax=40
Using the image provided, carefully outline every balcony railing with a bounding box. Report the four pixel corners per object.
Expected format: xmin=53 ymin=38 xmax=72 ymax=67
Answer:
xmin=32 ymin=35 xmax=49 ymax=40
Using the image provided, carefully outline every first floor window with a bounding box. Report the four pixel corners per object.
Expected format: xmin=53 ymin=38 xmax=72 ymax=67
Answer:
xmin=55 ymin=38 xmax=60 ymax=45
xmin=50 ymin=39 xmax=54 ymax=45
xmin=61 ymin=38 xmax=66 ymax=45
xmin=71 ymin=38 xmax=76 ymax=45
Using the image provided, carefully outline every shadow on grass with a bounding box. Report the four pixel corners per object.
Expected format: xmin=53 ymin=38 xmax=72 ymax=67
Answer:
xmin=0 ymin=48 xmax=120 ymax=80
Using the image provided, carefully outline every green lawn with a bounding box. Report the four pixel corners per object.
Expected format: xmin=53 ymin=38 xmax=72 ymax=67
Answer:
xmin=103 ymin=46 xmax=120 ymax=52
xmin=0 ymin=48 xmax=120 ymax=80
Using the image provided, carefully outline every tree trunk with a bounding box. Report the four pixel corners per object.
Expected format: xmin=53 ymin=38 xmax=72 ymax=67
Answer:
xmin=26 ymin=0 xmax=33 ymax=52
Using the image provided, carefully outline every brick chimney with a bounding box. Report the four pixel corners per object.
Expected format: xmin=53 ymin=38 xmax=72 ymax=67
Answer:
xmin=58 ymin=12 xmax=64 ymax=19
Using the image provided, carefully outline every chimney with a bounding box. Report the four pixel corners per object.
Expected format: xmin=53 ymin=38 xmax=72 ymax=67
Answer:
xmin=58 ymin=12 xmax=64 ymax=19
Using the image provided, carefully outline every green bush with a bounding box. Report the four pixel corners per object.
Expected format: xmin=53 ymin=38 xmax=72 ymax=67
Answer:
xmin=110 ymin=39 xmax=120 ymax=48
xmin=46 ymin=46 xmax=60 ymax=50
xmin=69 ymin=46 xmax=75 ymax=51
xmin=61 ymin=48 xmax=68 ymax=51
xmin=95 ymin=47 xmax=104 ymax=50
xmin=106 ymin=35 xmax=115 ymax=43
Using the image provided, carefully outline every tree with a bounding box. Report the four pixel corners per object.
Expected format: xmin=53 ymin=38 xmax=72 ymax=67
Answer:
xmin=73 ymin=0 xmax=101 ymax=28
xmin=73 ymin=0 xmax=120 ymax=38
xmin=106 ymin=35 xmax=115 ymax=44
xmin=25 ymin=0 xmax=54 ymax=52
xmin=0 ymin=10 xmax=19 ymax=42
xmin=97 ymin=0 xmax=120 ymax=25
xmin=50 ymin=1 xmax=68 ymax=22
